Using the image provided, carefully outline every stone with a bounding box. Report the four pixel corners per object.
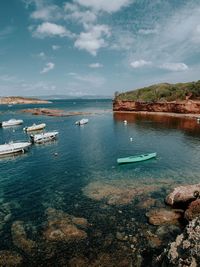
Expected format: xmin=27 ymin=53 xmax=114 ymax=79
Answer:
xmin=157 ymin=216 xmax=200 ymax=266
xmin=0 ymin=250 xmax=23 ymax=267
xmin=146 ymin=208 xmax=183 ymax=226
xmin=185 ymin=199 xmax=200 ymax=221
xmin=44 ymin=208 xmax=88 ymax=242
xmin=11 ymin=221 xmax=37 ymax=255
xmin=165 ymin=183 xmax=200 ymax=206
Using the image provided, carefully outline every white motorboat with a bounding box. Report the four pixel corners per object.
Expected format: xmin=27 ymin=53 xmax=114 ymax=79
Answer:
xmin=75 ymin=118 xmax=89 ymax=125
xmin=0 ymin=142 xmax=31 ymax=156
xmin=0 ymin=119 xmax=23 ymax=127
xmin=30 ymin=131 xmax=59 ymax=144
xmin=23 ymin=123 xmax=46 ymax=132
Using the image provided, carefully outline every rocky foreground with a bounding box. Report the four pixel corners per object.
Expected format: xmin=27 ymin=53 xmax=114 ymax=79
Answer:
xmin=0 ymin=183 xmax=199 ymax=266
xmin=0 ymin=96 xmax=50 ymax=105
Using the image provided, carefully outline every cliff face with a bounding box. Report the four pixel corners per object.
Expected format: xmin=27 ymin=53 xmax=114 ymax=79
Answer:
xmin=0 ymin=97 xmax=50 ymax=105
xmin=113 ymin=100 xmax=200 ymax=114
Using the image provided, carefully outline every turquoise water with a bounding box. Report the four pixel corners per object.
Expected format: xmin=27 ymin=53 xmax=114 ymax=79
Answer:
xmin=0 ymin=100 xmax=200 ymax=266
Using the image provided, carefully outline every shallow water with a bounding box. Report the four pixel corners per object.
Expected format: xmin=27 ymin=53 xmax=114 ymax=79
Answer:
xmin=0 ymin=100 xmax=199 ymax=266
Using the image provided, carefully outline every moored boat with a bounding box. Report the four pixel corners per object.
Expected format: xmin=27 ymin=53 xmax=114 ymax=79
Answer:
xmin=0 ymin=142 xmax=31 ymax=156
xmin=23 ymin=123 xmax=46 ymax=132
xmin=75 ymin=118 xmax=89 ymax=125
xmin=117 ymin=152 xmax=157 ymax=164
xmin=30 ymin=131 xmax=59 ymax=144
xmin=0 ymin=119 xmax=23 ymax=127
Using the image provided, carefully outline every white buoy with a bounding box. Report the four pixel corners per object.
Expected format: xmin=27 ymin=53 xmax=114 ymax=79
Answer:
xmin=130 ymin=137 xmax=133 ymax=142
xmin=124 ymin=120 xmax=127 ymax=125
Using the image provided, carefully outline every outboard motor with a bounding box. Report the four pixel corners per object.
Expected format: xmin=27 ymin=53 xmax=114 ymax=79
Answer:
xmin=0 ymin=122 xmax=2 ymax=127
xmin=30 ymin=134 xmax=35 ymax=144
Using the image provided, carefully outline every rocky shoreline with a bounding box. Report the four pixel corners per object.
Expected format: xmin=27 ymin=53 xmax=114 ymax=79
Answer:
xmin=0 ymin=97 xmax=50 ymax=105
xmin=113 ymin=100 xmax=200 ymax=116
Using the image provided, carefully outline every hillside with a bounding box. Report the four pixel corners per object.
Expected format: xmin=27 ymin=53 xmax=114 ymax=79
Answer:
xmin=115 ymin=81 xmax=200 ymax=102
xmin=0 ymin=96 xmax=51 ymax=105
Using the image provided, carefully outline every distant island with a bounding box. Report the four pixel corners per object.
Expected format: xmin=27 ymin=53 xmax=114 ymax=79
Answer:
xmin=0 ymin=96 xmax=51 ymax=105
xmin=113 ymin=81 xmax=200 ymax=114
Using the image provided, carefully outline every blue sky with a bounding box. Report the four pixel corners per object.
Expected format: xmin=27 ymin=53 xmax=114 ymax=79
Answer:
xmin=0 ymin=0 xmax=200 ymax=97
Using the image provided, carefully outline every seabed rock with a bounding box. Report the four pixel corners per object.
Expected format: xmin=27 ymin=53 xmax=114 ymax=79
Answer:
xmin=83 ymin=180 xmax=169 ymax=206
xmin=44 ymin=208 xmax=88 ymax=242
xmin=11 ymin=221 xmax=37 ymax=255
xmin=0 ymin=250 xmax=23 ymax=267
xmin=146 ymin=208 xmax=183 ymax=226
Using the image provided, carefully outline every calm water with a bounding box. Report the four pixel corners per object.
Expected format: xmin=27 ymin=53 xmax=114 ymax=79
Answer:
xmin=0 ymin=99 xmax=200 ymax=266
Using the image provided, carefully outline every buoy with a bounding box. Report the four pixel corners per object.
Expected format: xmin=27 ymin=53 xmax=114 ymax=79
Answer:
xmin=124 ymin=120 xmax=127 ymax=125
xmin=130 ymin=137 xmax=133 ymax=142
xmin=54 ymin=152 xmax=58 ymax=156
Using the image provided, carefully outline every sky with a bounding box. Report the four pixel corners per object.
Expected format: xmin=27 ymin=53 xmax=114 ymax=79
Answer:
xmin=0 ymin=0 xmax=200 ymax=97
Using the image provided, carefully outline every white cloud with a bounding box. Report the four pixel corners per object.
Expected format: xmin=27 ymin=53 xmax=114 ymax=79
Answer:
xmin=138 ymin=28 xmax=158 ymax=35
xmin=111 ymin=31 xmax=135 ymax=51
xmin=75 ymin=0 xmax=132 ymax=13
xmin=89 ymin=63 xmax=103 ymax=68
xmin=52 ymin=45 xmax=60 ymax=50
xmin=74 ymin=24 xmax=110 ymax=56
xmin=0 ymin=26 xmax=14 ymax=40
xmin=40 ymin=62 xmax=55 ymax=74
xmin=37 ymin=51 xmax=46 ymax=59
xmin=64 ymin=3 xmax=97 ymax=25
xmin=32 ymin=22 xmax=73 ymax=38
xmin=160 ymin=62 xmax=189 ymax=72
xmin=31 ymin=5 xmax=61 ymax=21
xmin=130 ymin=60 xmax=152 ymax=68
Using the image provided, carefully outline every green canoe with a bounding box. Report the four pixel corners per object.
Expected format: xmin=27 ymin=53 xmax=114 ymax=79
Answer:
xmin=117 ymin=152 xmax=157 ymax=164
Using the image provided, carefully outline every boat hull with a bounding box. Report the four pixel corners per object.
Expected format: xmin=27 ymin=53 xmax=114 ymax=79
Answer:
xmin=31 ymin=132 xmax=59 ymax=144
xmin=24 ymin=123 xmax=46 ymax=132
xmin=1 ymin=119 xmax=23 ymax=127
xmin=0 ymin=142 xmax=31 ymax=157
xmin=117 ymin=152 xmax=157 ymax=164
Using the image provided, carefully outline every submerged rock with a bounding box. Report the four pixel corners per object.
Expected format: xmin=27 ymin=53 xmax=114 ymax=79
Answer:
xmin=157 ymin=216 xmax=200 ymax=266
xmin=185 ymin=199 xmax=200 ymax=221
xmin=11 ymin=221 xmax=37 ymax=255
xmin=0 ymin=250 xmax=23 ymax=267
xmin=165 ymin=183 xmax=200 ymax=206
xmin=146 ymin=208 xmax=183 ymax=226
xmin=83 ymin=180 xmax=169 ymax=206
xmin=44 ymin=208 xmax=88 ymax=242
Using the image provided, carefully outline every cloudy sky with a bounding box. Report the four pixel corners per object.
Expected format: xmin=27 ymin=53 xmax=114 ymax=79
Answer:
xmin=0 ymin=0 xmax=200 ymax=97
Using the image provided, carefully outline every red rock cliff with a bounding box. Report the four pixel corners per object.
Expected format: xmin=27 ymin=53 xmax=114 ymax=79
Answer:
xmin=113 ymin=100 xmax=200 ymax=114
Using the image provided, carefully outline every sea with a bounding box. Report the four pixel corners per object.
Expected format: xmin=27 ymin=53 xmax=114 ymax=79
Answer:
xmin=0 ymin=99 xmax=199 ymax=266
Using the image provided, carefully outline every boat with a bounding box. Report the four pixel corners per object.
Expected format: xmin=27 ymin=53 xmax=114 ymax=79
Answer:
xmin=75 ymin=118 xmax=89 ymax=125
xmin=117 ymin=152 xmax=157 ymax=164
xmin=23 ymin=123 xmax=46 ymax=132
xmin=0 ymin=142 xmax=31 ymax=156
xmin=0 ymin=119 xmax=23 ymax=127
xmin=30 ymin=131 xmax=59 ymax=144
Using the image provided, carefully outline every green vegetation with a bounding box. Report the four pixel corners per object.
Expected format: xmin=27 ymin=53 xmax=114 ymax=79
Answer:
xmin=115 ymin=81 xmax=200 ymax=102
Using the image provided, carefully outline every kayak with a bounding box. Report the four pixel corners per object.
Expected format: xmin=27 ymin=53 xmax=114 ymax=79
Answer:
xmin=117 ymin=152 xmax=157 ymax=164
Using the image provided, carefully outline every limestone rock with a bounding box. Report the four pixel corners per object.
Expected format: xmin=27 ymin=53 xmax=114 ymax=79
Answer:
xmin=146 ymin=208 xmax=183 ymax=226
xmin=44 ymin=208 xmax=88 ymax=242
xmin=185 ymin=199 xmax=200 ymax=221
xmin=165 ymin=184 xmax=200 ymax=206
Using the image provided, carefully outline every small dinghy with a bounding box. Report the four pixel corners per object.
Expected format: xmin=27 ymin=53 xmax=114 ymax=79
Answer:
xmin=117 ymin=152 xmax=157 ymax=164
xmin=23 ymin=123 xmax=46 ymax=132
xmin=0 ymin=142 xmax=31 ymax=156
xmin=75 ymin=118 xmax=89 ymax=125
xmin=30 ymin=131 xmax=59 ymax=144
xmin=0 ymin=119 xmax=23 ymax=127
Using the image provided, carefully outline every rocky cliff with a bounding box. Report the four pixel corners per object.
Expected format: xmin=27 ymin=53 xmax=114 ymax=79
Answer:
xmin=113 ymin=100 xmax=200 ymax=114
xmin=0 ymin=96 xmax=50 ymax=105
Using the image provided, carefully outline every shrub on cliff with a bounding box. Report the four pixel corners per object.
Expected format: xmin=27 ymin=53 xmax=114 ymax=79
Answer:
xmin=116 ymin=81 xmax=200 ymax=102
